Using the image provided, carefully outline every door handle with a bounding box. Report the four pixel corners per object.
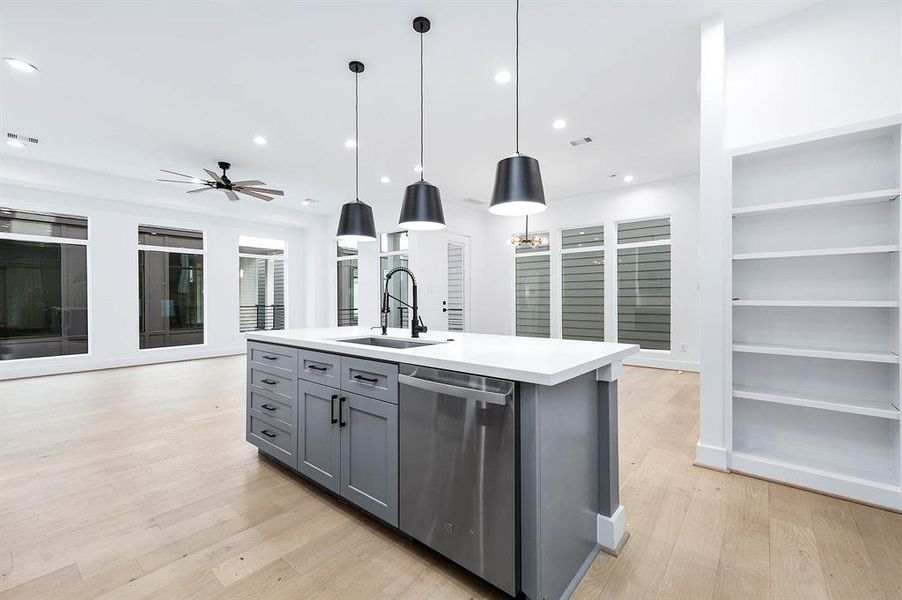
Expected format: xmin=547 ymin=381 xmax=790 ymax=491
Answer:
xmin=339 ymin=397 xmax=347 ymax=427
xmin=261 ymin=429 xmax=277 ymax=438
xmin=260 ymin=378 xmax=278 ymax=385
xmin=330 ymin=394 xmax=338 ymax=424
xmin=261 ymin=404 xmax=277 ymax=411
xmin=353 ymin=374 xmax=379 ymax=384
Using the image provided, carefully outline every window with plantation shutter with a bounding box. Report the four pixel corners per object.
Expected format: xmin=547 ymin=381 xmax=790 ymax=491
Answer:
xmin=617 ymin=218 xmax=671 ymax=350
xmin=561 ymin=225 xmax=604 ymax=341
xmin=514 ymin=231 xmax=550 ymax=338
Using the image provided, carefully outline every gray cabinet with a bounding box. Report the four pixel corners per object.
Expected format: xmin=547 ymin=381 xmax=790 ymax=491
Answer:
xmin=340 ymin=392 xmax=399 ymax=526
xmin=297 ymin=380 xmax=342 ymax=494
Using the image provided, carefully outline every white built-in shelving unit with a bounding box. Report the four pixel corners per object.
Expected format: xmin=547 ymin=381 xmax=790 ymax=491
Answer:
xmin=728 ymin=117 xmax=902 ymax=511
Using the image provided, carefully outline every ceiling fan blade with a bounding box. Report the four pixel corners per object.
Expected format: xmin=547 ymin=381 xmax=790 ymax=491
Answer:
xmin=204 ymin=168 xmax=225 ymax=184
xmin=187 ymin=187 xmax=213 ymax=193
xmin=225 ymin=189 xmax=240 ymax=202
xmin=160 ymin=169 xmax=197 ymax=179
xmin=157 ymin=178 xmax=200 ymax=184
xmin=237 ymin=187 xmax=284 ymax=196
xmin=230 ymin=180 xmax=265 ymax=186
xmin=237 ymin=189 xmax=274 ymax=201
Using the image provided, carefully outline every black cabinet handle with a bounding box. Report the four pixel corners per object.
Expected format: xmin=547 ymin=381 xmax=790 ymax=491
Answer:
xmin=261 ymin=355 xmax=279 ymax=360
xmin=339 ymin=397 xmax=347 ymax=427
xmin=308 ymin=364 xmax=327 ymax=372
xmin=330 ymin=394 xmax=338 ymax=424
xmin=261 ymin=378 xmax=278 ymax=385
xmin=261 ymin=404 xmax=277 ymax=411
xmin=261 ymin=429 xmax=277 ymax=438
xmin=353 ymin=374 xmax=379 ymax=384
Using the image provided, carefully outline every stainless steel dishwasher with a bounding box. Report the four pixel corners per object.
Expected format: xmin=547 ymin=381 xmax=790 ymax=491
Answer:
xmin=398 ymin=364 xmax=517 ymax=596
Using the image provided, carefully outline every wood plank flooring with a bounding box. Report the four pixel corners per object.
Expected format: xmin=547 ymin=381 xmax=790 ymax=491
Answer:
xmin=1 ymin=357 xmax=899 ymax=599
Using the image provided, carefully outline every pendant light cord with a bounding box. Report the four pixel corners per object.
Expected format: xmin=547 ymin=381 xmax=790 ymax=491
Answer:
xmin=355 ymin=71 xmax=360 ymax=201
xmin=515 ymin=0 xmax=519 ymax=155
xmin=419 ymin=28 xmax=425 ymax=181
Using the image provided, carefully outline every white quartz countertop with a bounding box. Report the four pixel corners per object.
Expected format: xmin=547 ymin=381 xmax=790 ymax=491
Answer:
xmin=247 ymin=327 xmax=638 ymax=386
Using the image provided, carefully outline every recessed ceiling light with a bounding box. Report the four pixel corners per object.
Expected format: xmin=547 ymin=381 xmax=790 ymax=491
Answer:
xmin=494 ymin=70 xmax=512 ymax=84
xmin=413 ymin=164 xmax=423 ymax=173
xmin=623 ymin=174 xmax=635 ymax=183
xmin=5 ymin=139 xmax=25 ymax=148
xmin=345 ymin=139 xmax=357 ymax=148
xmin=253 ymin=135 xmax=267 ymax=145
xmin=380 ymin=176 xmax=390 ymax=184
xmin=552 ymin=119 xmax=567 ymax=130
xmin=4 ymin=58 xmax=38 ymax=73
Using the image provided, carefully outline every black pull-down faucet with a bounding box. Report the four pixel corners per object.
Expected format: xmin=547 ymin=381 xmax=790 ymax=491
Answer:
xmin=381 ymin=266 xmax=428 ymax=338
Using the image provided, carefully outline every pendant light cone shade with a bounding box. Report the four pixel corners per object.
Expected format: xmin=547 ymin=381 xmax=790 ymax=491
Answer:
xmin=336 ymin=60 xmax=377 ymax=242
xmin=489 ymin=154 xmax=546 ymax=215
xmin=336 ymin=201 xmax=376 ymax=241
xmin=398 ymin=16 xmax=446 ymax=231
xmin=399 ymin=180 xmax=445 ymax=230
xmin=489 ymin=0 xmax=547 ymax=217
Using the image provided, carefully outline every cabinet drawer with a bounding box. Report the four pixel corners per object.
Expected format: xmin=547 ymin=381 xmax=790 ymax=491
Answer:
xmin=340 ymin=356 xmax=399 ymax=404
xmin=248 ymin=341 xmax=297 ymax=377
xmin=299 ymin=349 xmax=341 ymax=386
xmin=248 ymin=390 xmax=295 ymax=429
xmin=248 ymin=367 xmax=296 ymax=403
xmin=247 ymin=414 xmax=296 ymax=468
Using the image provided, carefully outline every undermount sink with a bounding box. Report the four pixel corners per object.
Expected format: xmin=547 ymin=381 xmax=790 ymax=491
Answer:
xmin=333 ymin=336 xmax=447 ymax=350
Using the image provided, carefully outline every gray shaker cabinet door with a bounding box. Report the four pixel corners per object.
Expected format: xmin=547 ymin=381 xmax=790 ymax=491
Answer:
xmin=339 ymin=392 xmax=399 ymax=527
xmin=297 ymin=380 xmax=341 ymax=494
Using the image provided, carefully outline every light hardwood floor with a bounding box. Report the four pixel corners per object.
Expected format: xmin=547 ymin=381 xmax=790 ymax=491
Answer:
xmin=1 ymin=357 xmax=900 ymax=599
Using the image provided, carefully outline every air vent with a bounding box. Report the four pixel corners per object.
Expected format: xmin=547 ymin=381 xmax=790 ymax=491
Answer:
xmin=461 ymin=197 xmax=483 ymax=206
xmin=6 ymin=132 xmax=39 ymax=145
xmin=569 ymin=136 xmax=592 ymax=147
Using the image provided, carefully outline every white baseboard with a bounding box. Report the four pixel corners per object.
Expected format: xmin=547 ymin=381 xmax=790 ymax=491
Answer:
xmin=694 ymin=442 xmax=729 ymax=471
xmin=597 ymin=505 xmax=627 ymax=554
xmin=0 ymin=346 xmax=246 ymax=380
xmin=624 ymin=355 xmax=699 ymax=372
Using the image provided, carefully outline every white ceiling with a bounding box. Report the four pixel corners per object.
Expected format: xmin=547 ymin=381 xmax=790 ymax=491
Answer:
xmin=0 ymin=0 xmax=816 ymax=215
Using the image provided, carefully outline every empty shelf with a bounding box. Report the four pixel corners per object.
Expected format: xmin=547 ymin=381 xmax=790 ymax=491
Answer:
xmin=733 ymin=342 xmax=899 ymax=363
xmin=733 ymin=245 xmax=899 ymax=260
xmin=733 ymin=300 xmax=899 ymax=308
xmin=733 ymin=385 xmax=899 ymax=420
xmin=733 ymin=188 xmax=900 ymax=216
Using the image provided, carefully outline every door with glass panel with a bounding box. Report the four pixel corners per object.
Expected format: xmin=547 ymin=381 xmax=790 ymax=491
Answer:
xmin=443 ymin=233 xmax=470 ymax=332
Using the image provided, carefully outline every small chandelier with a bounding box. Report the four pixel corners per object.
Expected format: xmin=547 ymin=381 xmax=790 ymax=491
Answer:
xmin=511 ymin=215 xmax=544 ymax=248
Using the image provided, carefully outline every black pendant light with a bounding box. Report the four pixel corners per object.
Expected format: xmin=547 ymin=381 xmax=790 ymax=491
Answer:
xmin=336 ymin=60 xmax=378 ymax=242
xmin=398 ymin=16 xmax=446 ymax=231
xmin=489 ymin=0 xmax=546 ymax=216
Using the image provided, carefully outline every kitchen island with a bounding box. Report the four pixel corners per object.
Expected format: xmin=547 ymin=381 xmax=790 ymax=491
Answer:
xmin=245 ymin=326 xmax=638 ymax=600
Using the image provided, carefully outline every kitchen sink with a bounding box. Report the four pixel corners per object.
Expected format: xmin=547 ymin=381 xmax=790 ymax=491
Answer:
xmin=333 ymin=336 xmax=447 ymax=350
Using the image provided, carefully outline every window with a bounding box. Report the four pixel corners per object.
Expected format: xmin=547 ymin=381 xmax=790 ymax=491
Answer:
xmin=617 ymin=218 xmax=671 ymax=350
xmin=336 ymin=240 xmax=358 ymax=326
xmin=561 ymin=225 xmax=604 ymax=341
xmin=0 ymin=209 xmax=88 ymax=360
xmin=380 ymin=231 xmax=410 ymax=328
xmin=138 ymin=225 xmax=204 ymax=349
xmin=514 ymin=231 xmax=550 ymax=338
xmin=239 ymin=236 xmax=286 ymax=332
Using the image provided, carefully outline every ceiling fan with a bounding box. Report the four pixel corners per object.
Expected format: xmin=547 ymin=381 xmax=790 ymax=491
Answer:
xmin=157 ymin=161 xmax=285 ymax=202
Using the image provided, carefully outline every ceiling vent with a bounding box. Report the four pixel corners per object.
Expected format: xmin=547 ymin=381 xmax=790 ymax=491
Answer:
xmin=569 ymin=136 xmax=592 ymax=147
xmin=6 ymin=132 xmax=39 ymax=145
xmin=461 ymin=197 xmax=484 ymax=206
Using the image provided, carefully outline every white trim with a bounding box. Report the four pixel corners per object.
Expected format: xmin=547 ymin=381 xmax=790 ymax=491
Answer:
xmin=238 ymin=252 xmax=286 ymax=260
xmin=560 ymin=246 xmax=605 ymax=255
xmin=625 ymin=355 xmax=699 ymax=372
xmin=595 ymin=360 xmax=624 ymax=382
xmin=596 ymin=505 xmax=627 ymax=554
xmin=615 ymin=238 xmax=672 ymax=250
xmin=0 ymin=231 xmax=88 ymax=245
xmin=136 ymin=243 xmax=204 ymax=255
xmin=694 ymin=442 xmax=729 ymax=471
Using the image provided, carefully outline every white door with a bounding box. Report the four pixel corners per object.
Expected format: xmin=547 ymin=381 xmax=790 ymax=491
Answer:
xmin=443 ymin=233 xmax=470 ymax=332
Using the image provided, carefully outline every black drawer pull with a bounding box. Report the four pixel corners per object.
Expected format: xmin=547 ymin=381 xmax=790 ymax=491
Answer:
xmin=354 ymin=374 xmax=379 ymax=384
xmin=261 ymin=355 xmax=279 ymax=361
xmin=261 ymin=429 xmax=277 ymax=438
xmin=339 ymin=396 xmax=347 ymax=427
xmin=261 ymin=378 xmax=278 ymax=385
xmin=330 ymin=394 xmax=338 ymax=424
xmin=308 ymin=364 xmax=328 ymax=372
xmin=261 ymin=404 xmax=277 ymax=411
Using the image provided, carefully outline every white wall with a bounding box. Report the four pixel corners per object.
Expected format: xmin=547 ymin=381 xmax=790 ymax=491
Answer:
xmin=0 ymin=159 xmax=329 ymax=379
xmin=478 ymin=175 xmax=700 ymax=371
xmin=725 ymin=1 xmax=902 ymax=149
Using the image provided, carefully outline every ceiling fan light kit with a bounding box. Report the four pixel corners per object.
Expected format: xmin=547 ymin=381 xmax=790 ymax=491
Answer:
xmin=398 ymin=16 xmax=446 ymax=231
xmin=336 ymin=60 xmax=378 ymax=242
